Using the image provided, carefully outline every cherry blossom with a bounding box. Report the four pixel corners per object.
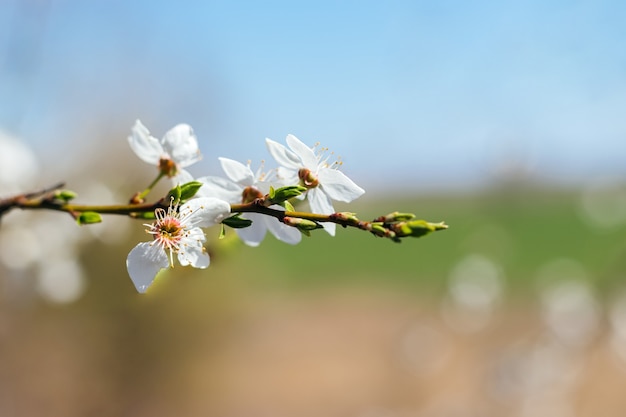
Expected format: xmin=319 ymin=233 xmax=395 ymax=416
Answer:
xmin=126 ymin=197 xmax=230 ymax=293
xmin=266 ymin=134 xmax=364 ymax=235
xmin=128 ymin=120 xmax=201 ymax=184
xmin=197 ymin=157 xmax=302 ymax=246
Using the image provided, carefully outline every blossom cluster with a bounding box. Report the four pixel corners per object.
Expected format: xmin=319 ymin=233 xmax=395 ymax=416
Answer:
xmin=126 ymin=120 xmax=365 ymax=293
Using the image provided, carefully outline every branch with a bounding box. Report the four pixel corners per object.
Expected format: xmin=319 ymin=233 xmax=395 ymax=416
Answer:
xmin=0 ymin=183 xmax=167 ymax=222
xmin=0 ymin=183 xmax=448 ymax=242
xmin=230 ymin=200 xmax=448 ymax=242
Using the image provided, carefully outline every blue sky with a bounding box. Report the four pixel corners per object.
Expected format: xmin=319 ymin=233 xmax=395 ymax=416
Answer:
xmin=1 ymin=0 xmax=626 ymax=191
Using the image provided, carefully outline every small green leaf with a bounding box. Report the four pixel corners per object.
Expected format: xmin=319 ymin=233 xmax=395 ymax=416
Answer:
xmin=76 ymin=211 xmax=103 ymax=225
xmin=179 ymin=181 xmax=203 ymax=201
xmin=166 ymin=185 xmax=182 ymax=203
xmin=268 ymin=185 xmax=307 ymax=204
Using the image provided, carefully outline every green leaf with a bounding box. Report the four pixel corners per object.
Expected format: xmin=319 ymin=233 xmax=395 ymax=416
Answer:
xmin=222 ymin=214 xmax=253 ymax=229
xmin=166 ymin=184 xmax=182 ymax=203
xmin=179 ymin=181 xmax=203 ymax=201
xmin=268 ymin=185 xmax=307 ymax=204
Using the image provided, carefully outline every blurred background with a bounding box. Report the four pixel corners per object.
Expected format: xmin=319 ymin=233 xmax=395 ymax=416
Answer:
xmin=2 ymin=1 xmax=626 ymax=416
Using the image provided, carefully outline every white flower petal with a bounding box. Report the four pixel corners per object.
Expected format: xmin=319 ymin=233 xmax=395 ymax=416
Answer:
xmin=128 ymin=120 xmax=163 ymax=165
xmin=266 ymin=138 xmax=301 ymax=170
xmin=197 ymin=176 xmax=243 ymax=202
xmin=235 ymin=213 xmax=268 ymax=247
xmin=219 ymin=157 xmax=254 ymax=186
xmin=126 ymin=242 xmax=169 ymax=293
xmin=181 ymin=197 xmax=231 ymax=228
xmin=185 ymin=226 xmax=207 ymax=244
xmin=308 ymin=188 xmax=336 ymax=236
xmin=171 ymin=169 xmax=195 ymax=187
xmin=265 ymin=215 xmax=302 ymax=245
xmin=275 ymin=166 xmax=299 ymax=186
xmin=285 ymin=134 xmax=319 ymax=169
xmin=161 ymin=123 xmax=202 ymax=167
xmin=177 ymin=240 xmax=210 ymax=268
xmin=318 ymin=168 xmax=365 ymax=202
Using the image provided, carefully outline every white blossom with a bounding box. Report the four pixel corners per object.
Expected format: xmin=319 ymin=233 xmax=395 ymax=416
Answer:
xmin=126 ymin=197 xmax=230 ymax=293
xmin=197 ymin=157 xmax=301 ymax=246
xmin=128 ymin=120 xmax=201 ymax=184
xmin=266 ymin=134 xmax=364 ymax=235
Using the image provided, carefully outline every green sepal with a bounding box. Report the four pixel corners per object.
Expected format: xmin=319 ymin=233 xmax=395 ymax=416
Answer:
xmin=370 ymin=223 xmax=388 ymax=237
xmin=376 ymin=212 xmax=415 ymax=223
xmin=76 ymin=211 xmax=103 ymax=225
xmin=222 ymin=214 xmax=253 ymax=229
xmin=219 ymin=224 xmax=226 ymax=239
xmin=281 ymin=200 xmax=296 ymax=212
xmin=179 ymin=181 xmax=203 ymax=201
xmin=268 ymin=185 xmax=307 ymax=204
xmin=54 ymin=189 xmax=78 ymax=202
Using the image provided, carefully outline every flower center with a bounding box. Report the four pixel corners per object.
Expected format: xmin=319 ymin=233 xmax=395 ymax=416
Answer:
xmin=150 ymin=208 xmax=184 ymax=250
xmin=158 ymin=157 xmax=178 ymax=177
xmin=298 ymin=168 xmax=319 ymax=189
xmin=144 ymin=199 xmax=192 ymax=267
xmin=241 ymin=186 xmax=264 ymax=204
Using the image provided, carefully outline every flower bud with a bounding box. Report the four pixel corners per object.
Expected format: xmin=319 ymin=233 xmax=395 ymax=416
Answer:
xmin=397 ymin=220 xmax=448 ymax=238
xmin=373 ymin=211 xmax=415 ymax=223
xmin=76 ymin=211 xmax=103 ymax=225
xmin=283 ymin=216 xmax=322 ymax=231
xmin=54 ymin=189 xmax=78 ymax=202
xmin=370 ymin=223 xmax=389 ymax=237
xmin=331 ymin=212 xmax=359 ymax=223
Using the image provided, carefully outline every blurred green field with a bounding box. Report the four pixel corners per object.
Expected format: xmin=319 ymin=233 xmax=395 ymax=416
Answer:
xmin=211 ymin=186 xmax=626 ymax=296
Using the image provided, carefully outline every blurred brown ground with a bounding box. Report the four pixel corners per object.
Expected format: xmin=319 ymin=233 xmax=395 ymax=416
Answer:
xmin=2 ymin=287 xmax=626 ymax=417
